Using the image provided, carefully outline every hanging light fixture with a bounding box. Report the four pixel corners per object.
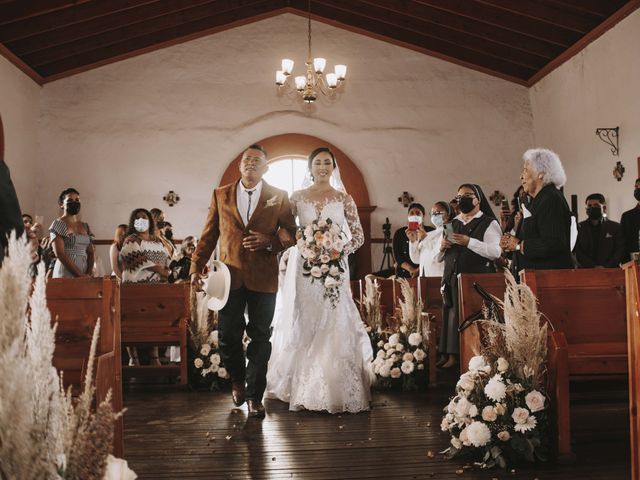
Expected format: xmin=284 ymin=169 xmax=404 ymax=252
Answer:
xmin=275 ymin=0 xmax=347 ymax=104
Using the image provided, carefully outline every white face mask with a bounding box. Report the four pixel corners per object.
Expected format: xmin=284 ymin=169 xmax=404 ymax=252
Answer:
xmin=408 ymin=215 xmax=423 ymax=224
xmin=431 ymin=214 xmax=444 ymax=227
xmin=134 ymin=218 xmax=149 ymax=233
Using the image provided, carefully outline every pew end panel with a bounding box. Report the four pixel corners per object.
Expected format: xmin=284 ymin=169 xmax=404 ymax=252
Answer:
xmin=623 ymin=261 xmax=640 ymax=480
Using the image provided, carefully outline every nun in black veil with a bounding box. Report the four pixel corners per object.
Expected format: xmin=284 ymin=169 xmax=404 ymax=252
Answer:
xmin=436 ymin=183 xmax=503 ymax=369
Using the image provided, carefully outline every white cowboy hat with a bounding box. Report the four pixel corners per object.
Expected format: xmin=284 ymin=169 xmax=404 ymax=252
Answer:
xmin=202 ymin=260 xmax=230 ymax=311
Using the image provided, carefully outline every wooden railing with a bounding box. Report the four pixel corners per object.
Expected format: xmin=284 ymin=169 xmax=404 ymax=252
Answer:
xmin=623 ymin=261 xmax=640 ymax=480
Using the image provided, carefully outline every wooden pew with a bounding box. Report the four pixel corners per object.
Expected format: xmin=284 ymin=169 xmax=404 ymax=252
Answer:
xmin=521 ymin=268 xmax=628 ymax=460
xmin=46 ymin=276 xmax=123 ymax=457
xmin=120 ymin=283 xmax=189 ymax=385
xmin=623 ymin=261 xmax=640 ymax=480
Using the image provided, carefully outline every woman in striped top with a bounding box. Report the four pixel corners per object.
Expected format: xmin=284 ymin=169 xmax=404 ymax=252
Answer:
xmin=49 ymin=187 xmax=94 ymax=278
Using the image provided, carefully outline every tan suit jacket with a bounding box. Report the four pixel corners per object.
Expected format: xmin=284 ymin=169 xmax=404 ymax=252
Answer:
xmin=190 ymin=180 xmax=297 ymax=293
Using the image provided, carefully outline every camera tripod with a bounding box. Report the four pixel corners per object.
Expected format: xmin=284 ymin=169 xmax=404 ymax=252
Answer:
xmin=379 ymin=217 xmax=394 ymax=271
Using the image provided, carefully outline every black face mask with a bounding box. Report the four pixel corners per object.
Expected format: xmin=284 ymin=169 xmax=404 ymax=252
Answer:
xmin=458 ymin=196 xmax=476 ymax=214
xmin=634 ymin=189 xmax=640 ymax=202
xmin=164 ymin=229 xmax=173 ymax=240
xmin=586 ymin=206 xmax=603 ymax=221
xmin=66 ymin=201 xmax=81 ymax=215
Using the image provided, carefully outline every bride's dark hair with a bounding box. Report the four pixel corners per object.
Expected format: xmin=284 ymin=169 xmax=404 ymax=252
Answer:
xmin=308 ymin=147 xmax=337 ymax=172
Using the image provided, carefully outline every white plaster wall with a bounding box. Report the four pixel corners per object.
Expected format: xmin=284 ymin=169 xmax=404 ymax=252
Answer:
xmin=0 ymin=56 xmax=41 ymax=216
xmin=37 ymin=13 xmax=534 ymax=269
xmin=530 ymin=9 xmax=640 ymax=223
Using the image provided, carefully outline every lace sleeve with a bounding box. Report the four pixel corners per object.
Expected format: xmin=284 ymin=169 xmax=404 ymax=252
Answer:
xmin=343 ymin=194 xmax=364 ymax=255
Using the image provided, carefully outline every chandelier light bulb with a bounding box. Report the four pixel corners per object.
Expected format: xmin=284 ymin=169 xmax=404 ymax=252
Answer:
xmin=313 ymin=57 xmax=326 ymax=74
xmin=326 ymin=73 xmax=338 ymax=88
xmin=275 ymin=70 xmax=286 ymax=86
xmin=294 ymin=76 xmax=307 ymax=91
xmin=281 ymin=58 xmax=294 ymax=75
xmin=334 ymin=64 xmax=347 ymax=80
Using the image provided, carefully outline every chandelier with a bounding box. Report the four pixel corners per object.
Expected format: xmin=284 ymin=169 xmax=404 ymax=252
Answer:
xmin=275 ymin=0 xmax=347 ymax=104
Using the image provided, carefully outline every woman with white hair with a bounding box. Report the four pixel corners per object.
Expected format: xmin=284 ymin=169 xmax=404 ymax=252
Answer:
xmin=501 ymin=148 xmax=573 ymax=273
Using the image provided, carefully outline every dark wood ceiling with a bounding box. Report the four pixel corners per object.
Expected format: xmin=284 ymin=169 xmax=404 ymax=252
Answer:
xmin=0 ymin=0 xmax=638 ymax=85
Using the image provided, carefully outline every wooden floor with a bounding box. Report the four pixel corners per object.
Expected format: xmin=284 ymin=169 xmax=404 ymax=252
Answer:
xmin=123 ymin=373 xmax=630 ymax=480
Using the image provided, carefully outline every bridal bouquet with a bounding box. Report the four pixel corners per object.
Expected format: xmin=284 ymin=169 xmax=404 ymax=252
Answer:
xmin=297 ymin=217 xmax=346 ymax=308
xmin=442 ymin=270 xmax=550 ymax=469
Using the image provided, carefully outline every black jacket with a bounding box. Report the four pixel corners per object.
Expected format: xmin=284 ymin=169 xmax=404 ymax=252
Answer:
xmin=619 ymin=205 xmax=640 ymax=263
xmin=0 ymin=159 xmax=24 ymax=263
xmin=513 ymin=184 xmax=573 ymax=273
xmin=574 ymin=218 xmax=624 ymax=268
xmin=392 ymin=225 xmax=433 ymax=278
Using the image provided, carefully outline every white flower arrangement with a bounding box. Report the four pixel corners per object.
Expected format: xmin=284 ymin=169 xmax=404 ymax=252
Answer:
xmin=297 ymin=217 xmax=346 ymax=308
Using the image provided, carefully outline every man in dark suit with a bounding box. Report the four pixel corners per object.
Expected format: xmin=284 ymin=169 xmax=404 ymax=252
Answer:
xmin=574 ymin=193 xmax=624 ymax=268
xmin=620 ymin=177 xmax=640 ymax=263
xmin=0 ymin=115 xmax=25 ymax=264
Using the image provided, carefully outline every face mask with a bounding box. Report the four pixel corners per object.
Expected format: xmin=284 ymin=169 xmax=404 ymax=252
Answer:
xmin=65 ymin=200 xmax=81 ymax=215
xmin=431 ymin=214 xmax=444 ymax=227
xmin=408 ymin=215 xmax=423 ymax=224
xmin=458 ymin=196 xmax=476 ymax=214
xmin=134 ymin=218 xmax=149 ymax=233
xmin=164 ymin=229 xmax=173 ymax=240
xmin=587 ymin=206 xmax=603 ymax=221
xmin=634 ymin=189 xmax=640 ymax=202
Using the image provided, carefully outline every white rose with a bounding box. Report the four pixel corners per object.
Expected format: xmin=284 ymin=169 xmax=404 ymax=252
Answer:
xmin=402 ymin=352 xmax=414 ymax=362
xmin=484 ymin=374 xmax=507 ymax=402
xmin=408 ymin=332 xmax=423 ymax=346
xmin=468 ymin=355 xmax=487 ymax=371
xmin=388 ymin=334 xmax=400 ymax=346
xmin=377 ymin=340 xmax=384 ymax=348
xmin=383 ymin=342 xmax=390 ymax=350
xmin=481 ymin=406 xmax=497 ymax=422
xmin=209 ymin=353 xmax=221 ymax=366
xmin=511 ymin=407 xmax=530 ymax=424
xmin=194 ymin=358 xmax=204 ymax=368
xmin=525 ymin=390 xmax=546 ymax=413
xmin=329 ymin=265 xmax=340 ymax=276
xmin=208 ymin=330 xmax=219 ymax=347
xmin=450 ymin=436 xmax=462 ymax=449
xmin=322 ymin=237 xmax=333 ymax=249
xmin=310 ymin=266 xmax=322 ymax=278
xmin=401 ymin=361 xmax=414 ymax=374
xmin=456 ymin=372 xmax=475 ymax=392
xmin=376 ymin=349 xmax=385 ymax=358
xmin=390 ymin=367 xmax=402 ymax=378
xmin=320 ymin=254 xmax=331 ymax=264
xmin=395 ymin=343 xmax=405 ymax=352
xmin=200 ymin=344 xmax=211 ymax=356
xmin=384 ymin=357 xmax=395 ymax=367
xmin=320 ymin=264 xmax=330 ymax=274
xmin=304 ymin=226 xmax=313 ymax=238
xmin=413 ymin=348 xmax=426 ymax=362
xmin=459 ymin=427 xmax=470 ymax=446
xmin=104 ymin=455 xmax=137 ymax=480
xmin=446 ymin=400 xmax=456 ymax=414
xmin=497 ymin=357 xmax=509 ymax=373
xmin=417 ymin=363 xmax=424 ymax=370
xmin=514 ymin=414 xmax=537 ymax=433
xmin=379 ymin=364 xmax=391 ymax=377
xmin=217 ymin=367 xmax=229 ymax=379
xmin=210 ymin=364 xmax=219 ymax=373
xmin=465 ymin=421 xmax=491 ymax=447
xmin=454 ymin=397 xmax=472 ymax=418
xmin=497 ymin=430 xmax=510 ymax=442
xmin=324 ymin=276 xmax=338 ymax=288
xmin=468 ymin=405 xmax=478 ymax=418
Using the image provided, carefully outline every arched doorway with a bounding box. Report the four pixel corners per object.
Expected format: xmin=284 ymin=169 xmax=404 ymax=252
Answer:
xmin=219 ymin=133 xmax=376 ymax=277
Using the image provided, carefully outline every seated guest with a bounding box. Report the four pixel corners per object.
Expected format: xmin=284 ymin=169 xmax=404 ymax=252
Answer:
xmin=407 ymin=201 xmax=452 ymax=277
xmin=150 ymin=207 xmax=175 ymax=258
xmin=574 ymin=193 xmax=624 ymax=268
xmin=438 ymin=184 xmax=501 ymax=369
xmin=109 ymin=224 xmax=128 ymax=279
xmin=121 ymin=208 xmax=170 ymax=366
xmin=49 ymin=188 xmax=95 ymax=278
xmin=501 ymin=148 xmax=573 ymax=274
xmin=169 ymin=236 xmax=196 ymax=283
xmin=620 ymin=177 xmax=640 ymax=262
xmin=393 ymin=203 xmax=434 ymax=278
xmin=22 ymin=213 xmax=44 ymax=274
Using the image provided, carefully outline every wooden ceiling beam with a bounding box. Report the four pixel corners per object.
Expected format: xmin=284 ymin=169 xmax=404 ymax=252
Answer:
xmin=7 ymin=0 xmax=242 ymax=56
xmin=413 ymin=0 xmax=582 ymax=47
xmin=289 ymin=3 xmax=536 ymax=81
xmin=314 ymin=0 xmax=548 ymax=70
xmin=537 ymin=0 xmax=624 ymax=18
xmin=359 ymin=0 xmax=562 ymax=59
xmin=35 ymin=0 xmax=286 ymax=78
xmin=0 ymin=0 xmax=92 ymax=26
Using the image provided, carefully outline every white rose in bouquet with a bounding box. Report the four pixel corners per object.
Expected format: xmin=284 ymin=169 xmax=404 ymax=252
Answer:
xmin=446 ymin=399 xmax=456 ymax=413
xmin=383 ymin=342 xmax=391 ymax=350
xmin=525 ymin=390 xmax=546 ymax=412
xmin=200 ymin=344 xmax=211 ymax=356
xmin=466 ymin=421 xmax=492 ymax=447
xmin=401 ymin=360 xmax=414 ymax=374
xmin=376 ymin=349 xmax=385 ymax=358
xmin=209 ymin=353 xmax=221 ymax=366
xmin=413 ymin=348 xmax=426 ymax=362
xmin=484 ymin=374 xmax=507 ymax=402
xmin=310 ymin=266 xmax=323 ymax=278
xmin=468 ymin=405 xmax=478 ymax=418
xmin=320 ymin=264 xmax=330 ymax=274
xmin=468 ymin=355 xmax=487 ymax=371
xmin=324 ymin=276 xmax=338 ymax=288
xmin=388 ymin=334 xmax=400 ymax=347
xmin=417 ymin=363 xmax=425 ymax=370
xmin=194 ymin=358 xmax=204 ymax=368
xmin=390 ymin=367 xmax=402 ymax=378
xmin=514 ymin=414 xmax=537 ymax=433
xmin=497 ymin=430 xmax=511 ymax=441
xmin=451 ymin=436 xmax=462 ymax=449
xmin=456 ymin=372 xmax=475 ymax=392
xmin=210 ymin=364 xmax=219 ymax=373
xmin=322 ymin=236 xmax=333 ymax=249
xmin=329 ymin=265 xmax=340 ymax=276
xmin=511 ymin=407 xmax=530 ymax=424
xmin=304 ymin=226 xmax=314 ymax=238
xmin=481 ymin=406 xmax=497 ymax=422
xmin=454 ymin=397 xmax=473 ymax=418
xmin=402 ymin=352 xmax=414 ymax=362
xmin=408 ymin=332 xmax=423 ymax=346
xmin=497 ymin=357 xmax=509 ymax=373
xmin=379 ymin=364 xmax=391 ymax=377
xmin=377 ymin=340 xmax=384 ymax=348
xmin=208 ymin=330 xmax=219 ymax=347
xmin=320 ymin=254 xmax=331 ymax=264
xmin=459 ymin=427 xmax=470 ymax=446
xmin=384 ymin=357 xmax=395 ymax=367
xmin=395 ymin=343 xmax=405 ymax=352
xmin=218 ymin=367 xmax=229 ymax=379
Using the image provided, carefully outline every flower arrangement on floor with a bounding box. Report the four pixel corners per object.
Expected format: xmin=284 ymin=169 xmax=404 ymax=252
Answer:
xmin=296 ymin=217 xmax=346 ymax=308
xmin=365 ymin=278 xmax=431 ymax=391
xmin=0 ymin=235 xmax=135 ymax=480
xmin=441 ymin=270 xmax=550 ymax=469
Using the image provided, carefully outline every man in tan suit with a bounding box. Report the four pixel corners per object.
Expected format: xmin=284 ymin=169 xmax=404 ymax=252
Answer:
xmin=191 ymin=144 xmax=296 ymax=418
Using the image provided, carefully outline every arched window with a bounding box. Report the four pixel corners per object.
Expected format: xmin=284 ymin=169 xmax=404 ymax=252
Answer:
xmin=262 ymin=156 xmax=308 ymax=197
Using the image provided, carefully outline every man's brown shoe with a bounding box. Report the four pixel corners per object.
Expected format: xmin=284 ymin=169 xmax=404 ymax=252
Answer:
xmin=247 ymin=399 xmax=266 ymax=419
xmin=231 ymin=381 xmax=246 ymax=407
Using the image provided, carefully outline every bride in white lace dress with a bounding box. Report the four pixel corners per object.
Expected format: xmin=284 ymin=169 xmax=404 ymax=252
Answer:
xmin=265 ymin=147 xmax=374 ymax=413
